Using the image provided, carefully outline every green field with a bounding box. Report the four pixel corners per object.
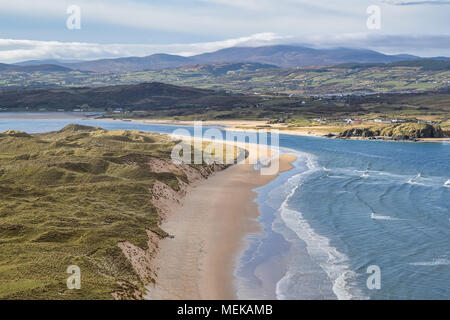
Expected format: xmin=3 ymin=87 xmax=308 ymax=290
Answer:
xmin=0 ymin=62 xmax=448 ymax=96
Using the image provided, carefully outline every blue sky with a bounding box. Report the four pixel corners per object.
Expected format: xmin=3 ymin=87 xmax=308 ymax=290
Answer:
xmin=0 ymin=0 xmax=448 ymax=62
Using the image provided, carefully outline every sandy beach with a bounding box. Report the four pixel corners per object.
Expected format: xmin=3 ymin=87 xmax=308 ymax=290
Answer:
xmin=100 ymin=118 xmax=450 ymax=143
xmin=145 ymin=147 xmax=297 ymax=300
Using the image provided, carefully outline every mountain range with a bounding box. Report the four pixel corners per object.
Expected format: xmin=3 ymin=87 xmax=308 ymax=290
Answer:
xmin=8 ymin=45 xmax=450 ymax=73
xmin=0 ymin=63 xmax=72 ymax=73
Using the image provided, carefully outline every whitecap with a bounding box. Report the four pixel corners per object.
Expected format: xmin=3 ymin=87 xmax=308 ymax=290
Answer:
xmin=275 ymin=157 xmax=366 ymax=300
xmin=370 ymin=212 xmax=402 ymax=221
xmin=409 ymin=258 xmax=450 ymax=266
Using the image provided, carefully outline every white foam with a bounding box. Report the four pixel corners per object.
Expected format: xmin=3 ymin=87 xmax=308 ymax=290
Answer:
xmin=409 ymin=258 xmax=450 ymax=266
xmin=275 ymin=152 xmax=366 ymax=300
xmin=370 ymin=212 xmax=402 ymax=221
xmin=336 ymin=169 xmax=445 ymax=187
xmin=407 ymin=174 xmax=426 ymax=186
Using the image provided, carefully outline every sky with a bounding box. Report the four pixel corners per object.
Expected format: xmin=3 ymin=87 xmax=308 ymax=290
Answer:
xmin=0 ymin=0 xmax=448 ymax=63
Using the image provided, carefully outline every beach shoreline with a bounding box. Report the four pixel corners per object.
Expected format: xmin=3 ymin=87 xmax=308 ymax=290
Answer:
xmin=0 ymin=112 xmax=90 ymax=120
xmin=145 ymin=148 xmax=297 ymax=300
xmin=97 ymin=118 xmax=450 ymax=143
xmin=1 ymin=113 xmax=447 ymax=143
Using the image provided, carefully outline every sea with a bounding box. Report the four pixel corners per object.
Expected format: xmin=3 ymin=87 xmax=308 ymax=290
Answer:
xmin=1 ymin=113 xmax=449 ymax=300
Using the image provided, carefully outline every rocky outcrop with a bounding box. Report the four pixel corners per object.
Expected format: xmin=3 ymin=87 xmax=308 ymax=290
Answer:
xmin=379 ymin=123 xmax=443 ymax=139
xmin=339 ymin=124 xmax=444 ymax=141
xmin=339 ymin=128 xmax=375 ymax=139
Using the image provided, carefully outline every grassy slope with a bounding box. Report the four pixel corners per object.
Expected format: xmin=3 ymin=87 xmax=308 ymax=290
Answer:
xmin=0 ymin=82 xmax=259 ymax=111
xmin=0 ymin=63 xmax=448 ymax=95
xmin=106 ymin=91 xmax=450 ymax=129
xmin=0 ymin=124 xmax=205 ymax=299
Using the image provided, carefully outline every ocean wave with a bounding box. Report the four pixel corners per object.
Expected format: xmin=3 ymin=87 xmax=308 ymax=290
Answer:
xmin=407 ymin=173 xmax=423 ymax=185
xmin=333 ymin=168 xmax=447 ymax=187
xmin=409 ymin=258 xmax=450 ymax=266
xmin=327 ymin=175 xmax=347 ymax=179
xmin=338 ymin=168 xmax=447 ymax=188
xmin=370 ymin=212 xmax=402 ymax=221
xmin=274 ymin=153 xmax=366 ymax=300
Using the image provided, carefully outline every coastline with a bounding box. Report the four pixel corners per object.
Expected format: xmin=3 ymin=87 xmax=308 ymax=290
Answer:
xmin=1 ymin=114 xmax=447 ymax=143
xmin=1 ymin=115 xmax=448 ymax=299
xmin=98 ymin=118 xmax=450 ymax=143
xmin=0 ymin=112 xmax=89 ymax=119
xmin=146 ymin=149 xmax=297 ymax=300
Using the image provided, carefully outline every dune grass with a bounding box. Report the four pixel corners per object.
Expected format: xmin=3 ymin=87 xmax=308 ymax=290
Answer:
xmin=0 ymin=124 xmax=199 ymax=299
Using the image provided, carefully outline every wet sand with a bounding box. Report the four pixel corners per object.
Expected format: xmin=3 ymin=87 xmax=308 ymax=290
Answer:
xmin=146 ymin=150 xmax=297 ymax=300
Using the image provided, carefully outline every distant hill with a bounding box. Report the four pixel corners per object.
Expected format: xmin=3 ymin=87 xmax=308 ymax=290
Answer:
xmin=65 ymin=54 xmax=193 ymax=73
xmin=332 ymin=59 xmax=450 ymax=71
xmin=12 ymin=45 xmax=442 ymax=73
xmin=0 ymin=82 xmax=259 ymax=111
xmin=0 ymin=63 xmax=72 ymax=73
xmin=13 ymin=59 xmax=82 ymax=66
xmin=58 ymin=45 xmax=430 ymax=72
xmin=8 ymin=45 xmax=450 ymax=74
xmin=389 ymin=59 xmax=450 ymax=71
xmin=190 ymin=45 xmax=420 ymax=67
xmin=180 ymin=62 xmax=279 ymax=76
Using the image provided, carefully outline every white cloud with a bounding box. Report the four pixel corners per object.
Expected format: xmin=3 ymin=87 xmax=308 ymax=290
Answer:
xmin=0 ymin=0 xmax=368 ymax=37
xmin=0 ymin=0 xmax=448 ymax=60
xmin=0 ymin=0 xmax=242 ymax=35
xmin=0 ymin=32 xmax=448 ymax=64
xmin=196 ymin=0 xmax=268 ymax=10
xmin=0 ymin=33 xmax=289 ymax=63
xmin=381 ymin=0 xmax=450 ymax=5
xmin=298 ymin=33 xmax=450 ymax=57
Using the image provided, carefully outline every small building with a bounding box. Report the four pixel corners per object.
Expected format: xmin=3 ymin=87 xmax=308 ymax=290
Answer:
xmin=374 ymin=119 xmax=390 ymax=123
xmin=391 ymin=119 xmax=407 ymax=123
